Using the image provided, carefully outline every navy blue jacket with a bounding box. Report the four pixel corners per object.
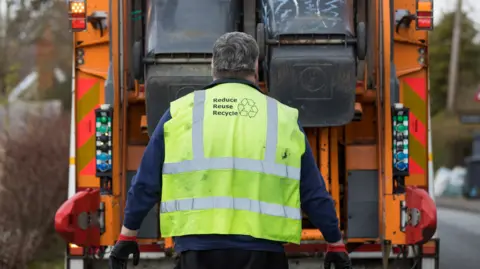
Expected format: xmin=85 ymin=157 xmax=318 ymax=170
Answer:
xmin=123 ymin=79 xmax=342 ymax=252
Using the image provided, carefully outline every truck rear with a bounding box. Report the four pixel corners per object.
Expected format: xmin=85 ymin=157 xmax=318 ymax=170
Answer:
xmin=56 ymin=0 xmax=439 ymax=268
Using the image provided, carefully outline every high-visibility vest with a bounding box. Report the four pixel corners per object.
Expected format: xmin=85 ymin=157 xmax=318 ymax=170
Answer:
xmin=160 ymin=82 xmax=306 ymax=244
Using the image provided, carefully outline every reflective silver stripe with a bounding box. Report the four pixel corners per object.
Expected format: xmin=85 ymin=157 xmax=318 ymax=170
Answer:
xmin=160 ymin=196 xmax=302 ymax=220
xmin=264 ymin=97 xmax=278 ymax=162
xmin=192 ymin=90 xmax=206 ymax=159
xmin=163 ymin=91 xmax=301 ymax=180
xmin=163 ymin=157 xmax=301 ymax=180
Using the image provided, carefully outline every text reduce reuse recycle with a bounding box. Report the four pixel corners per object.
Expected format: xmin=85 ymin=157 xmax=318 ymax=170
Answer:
xmin=212 ymin=97 xmax=238 ymax=116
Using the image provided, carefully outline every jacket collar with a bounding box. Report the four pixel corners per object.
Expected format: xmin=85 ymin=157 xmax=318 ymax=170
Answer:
xmin=203 ymin=78 xmax=262 ymax=93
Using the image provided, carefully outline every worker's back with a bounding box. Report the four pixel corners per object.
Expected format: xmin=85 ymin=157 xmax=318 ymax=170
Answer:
xmin=161 ymin=80 xmax=305 ymax=246
xmin=163 ymin=80 xmax=301 ymax=252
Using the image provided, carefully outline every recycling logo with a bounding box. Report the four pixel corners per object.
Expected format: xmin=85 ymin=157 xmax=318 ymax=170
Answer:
xmin=237 ymin=98 xmax=258 ymax=118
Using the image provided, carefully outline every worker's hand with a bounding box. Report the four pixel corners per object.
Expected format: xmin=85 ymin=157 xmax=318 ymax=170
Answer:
xmin=109 ymin=234 xmax=140 ymax=269
xmin=324 ymin=243 xmax=352 ymax=269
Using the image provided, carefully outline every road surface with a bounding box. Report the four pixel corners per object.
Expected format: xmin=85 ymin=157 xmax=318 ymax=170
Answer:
xmin=438 ymin=207 xmax=480 ymax=269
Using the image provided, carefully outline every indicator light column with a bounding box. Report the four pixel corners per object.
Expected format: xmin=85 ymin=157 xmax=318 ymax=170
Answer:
xmin=95 ymin=104 xmax=113 ymax=194
xmin=392 ymin=103 xmax=410 ymax=193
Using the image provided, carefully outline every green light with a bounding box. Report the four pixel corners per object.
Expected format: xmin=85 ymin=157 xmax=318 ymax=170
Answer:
xmin=396 ymin=124 xmax=407 ymax=132
xmin=98 ymin=125 xmax=108 ymax=133
xmin=100 ymin=117 xmax=107 ymax=123
xmin=398 ymin=116 xmax=403 ymax=121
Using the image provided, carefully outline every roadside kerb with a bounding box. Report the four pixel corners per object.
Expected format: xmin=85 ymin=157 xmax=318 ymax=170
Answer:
xmin=435 ymin=196 xmax=480 ymax=214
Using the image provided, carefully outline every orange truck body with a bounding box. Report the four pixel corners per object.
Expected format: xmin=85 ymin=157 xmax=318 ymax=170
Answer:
xmin=56 ymin=0 xmax=439 ymax=268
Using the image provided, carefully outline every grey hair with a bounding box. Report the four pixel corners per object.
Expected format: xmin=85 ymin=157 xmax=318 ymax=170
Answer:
xmin=212 ymin=32 xmax=259 ymax=79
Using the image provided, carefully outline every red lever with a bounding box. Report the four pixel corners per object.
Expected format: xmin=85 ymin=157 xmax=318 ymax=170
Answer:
xmin=405 ymin=186 xmax=437 ymax=245
xmin=54 ymin=188 xmax=101 ymax=247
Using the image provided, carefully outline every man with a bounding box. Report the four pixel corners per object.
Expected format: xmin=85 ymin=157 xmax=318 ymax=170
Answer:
xmin=109 ymin=32 xmax=351 ymax=269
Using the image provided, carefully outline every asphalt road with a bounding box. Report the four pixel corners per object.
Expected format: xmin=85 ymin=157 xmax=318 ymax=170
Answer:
xmin=438 ymin=207 xmax=480 ymax=269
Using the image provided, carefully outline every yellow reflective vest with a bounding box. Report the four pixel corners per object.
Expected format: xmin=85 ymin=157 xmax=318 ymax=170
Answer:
xmin=160 ymin=82 xmax=306 ymax=244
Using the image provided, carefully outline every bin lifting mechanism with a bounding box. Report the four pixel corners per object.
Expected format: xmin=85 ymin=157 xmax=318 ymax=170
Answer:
xmin=403 ymin=186 xmax=437 ymax=245
xmin=54 ymin=188 xmax=101 ymax=247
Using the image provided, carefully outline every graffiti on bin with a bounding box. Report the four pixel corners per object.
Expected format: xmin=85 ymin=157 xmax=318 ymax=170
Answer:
xmin=263 ymin=0 xmax=345 ymax=33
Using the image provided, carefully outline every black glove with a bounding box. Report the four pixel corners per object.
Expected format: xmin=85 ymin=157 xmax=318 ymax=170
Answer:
xmin=109 ymin=236 xmax=140 ymax=269
xmin=324 ymin=244 xmax=352 ymax=269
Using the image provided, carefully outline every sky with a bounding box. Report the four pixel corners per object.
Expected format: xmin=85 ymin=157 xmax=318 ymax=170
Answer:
xmin=434 ymin=0 xmax=480 ymax=26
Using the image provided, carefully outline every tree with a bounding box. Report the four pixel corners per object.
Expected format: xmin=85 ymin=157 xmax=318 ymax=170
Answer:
xmin=0 ymin=0 xmax=71 ymax=99
xmin=429 ymin=11 xmax=480 ymax=116
xmin=0 ymin=0 xmax=72 ymax=132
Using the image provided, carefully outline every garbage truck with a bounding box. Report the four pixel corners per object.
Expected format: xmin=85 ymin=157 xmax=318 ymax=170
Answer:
xmin=55 ymin=0 xmax=439 ymax=268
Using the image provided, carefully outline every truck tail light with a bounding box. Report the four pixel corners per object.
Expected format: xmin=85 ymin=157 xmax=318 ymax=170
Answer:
xmin=69 ymin=0 xmax=87 ymax=32
xmin=69 ymin=243 xmax=84 ymax=256
xmin=416 ymin=0 xmax=433 ymax=30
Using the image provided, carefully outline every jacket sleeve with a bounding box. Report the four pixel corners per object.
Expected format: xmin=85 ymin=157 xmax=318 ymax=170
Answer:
xmin=123 ymin=109 xmax=172 ymax=230
xmin=298 ymin=123 xmax=342 ymax=243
